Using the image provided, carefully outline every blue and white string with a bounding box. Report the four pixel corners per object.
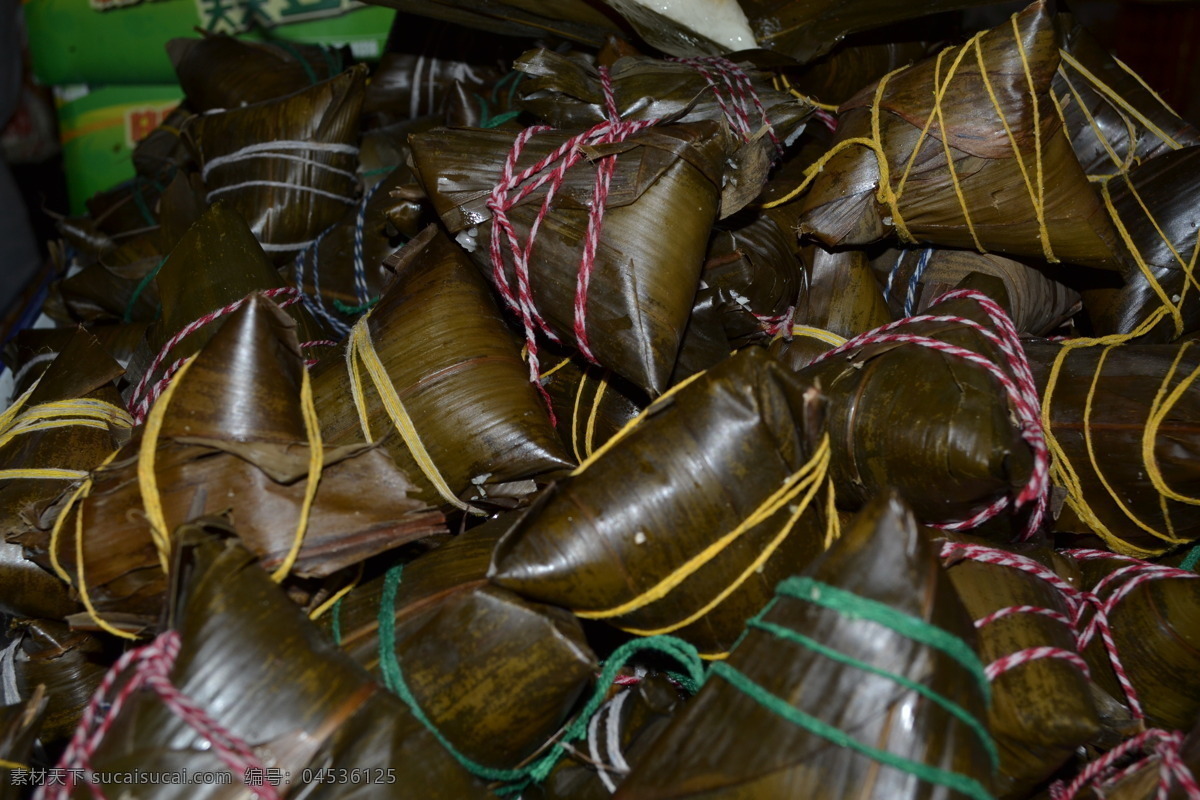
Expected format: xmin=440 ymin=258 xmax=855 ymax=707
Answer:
xmin=885 ymin=247 xmax=935 ymax=317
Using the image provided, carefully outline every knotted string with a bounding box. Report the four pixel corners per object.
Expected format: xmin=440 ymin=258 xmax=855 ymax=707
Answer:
xmin=670 ymin=56 xmax=783 ymax=158
xmin=1049 ymin=727 xmax=1199 ymax=800
xmin=765 ymin=13 xmax=1058 ymax=265
xmin=39 ymin=630 xmax=278 ymax=800
xmin=1042 ymin=327 xmax=1200 ymax=556
xmin=127 ymin=287 xmax=302 ymax=424
xmin=486 ymin=67 xmax=657 ymax=422
xmin=810 ymin=289 xmax=1049 ymax=537
xmin=942 ymin=541 xmax=1198 ymax=722
xmin=373 ymin=563 xmax=706 ymax=795
xmin=709 ymin=575 xmax=996 ymax=800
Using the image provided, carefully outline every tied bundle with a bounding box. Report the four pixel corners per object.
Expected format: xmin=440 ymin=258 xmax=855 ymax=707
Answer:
xmin=319 ymin=519 xmax=598 ymax=772
xmin=513 ymin=49 xmax=810 ymax=215
xmin=310 ymin=225 xmax=572 ymax=511
xmin=1026 ymin=338 xmax=1200 ymax=557
xmin=411 ymin=68 xmax=728 ymax=397
xmin=492 ymin=347 xmax=836 ymax=657
xmin=774 ymin=2 xmax=1127 ymax=271
xmin=185 ymin=66 xmax=366 ymax=260
xmin=618 ymin=495 xmax=997 ymax=800
xmin=796 ymin=288 xmax=1049 ymax=537
xmin=38 ymin=295 xmax=445 ymax=640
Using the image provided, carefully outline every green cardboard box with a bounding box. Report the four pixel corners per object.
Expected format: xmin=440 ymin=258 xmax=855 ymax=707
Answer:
xmin=25 ymin=0 xmax=394 ymax=86
xmin=56 ymin=83 xmax=184 ymax=214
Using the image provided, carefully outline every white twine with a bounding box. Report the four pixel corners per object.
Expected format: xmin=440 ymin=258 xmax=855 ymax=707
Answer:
xmin=1 ymin=636 xmax=21 ymax=705
xmin=201 ymin=141 xmax=359 ymax=181
xmin=10 ymin=352 xmax=57 ymax=402
xmin=207 ymin=181 xmax=358 ymax=205
xmin=587 ymin=688 xmax=634 ymax=793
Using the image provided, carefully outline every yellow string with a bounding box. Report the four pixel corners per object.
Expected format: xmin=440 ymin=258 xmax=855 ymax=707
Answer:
xmin=0 ymin=384 xmax=36 ymax=432
xmin=570 ymin=368 xmax=708 ymax=477
xmin=570 ymin=369 xmax=589 ymax=463
xmin=1143 ymin=341 xmax=1200 ymax=507
xmin=774 ymin=325 xmax=848 ymax=347
xmin=345 ymin=317 xmax=481 ymax=514
xmin=138 ymin=356 xmax=196 ymax=572
xmin=584 ymin=371 xmax=609 ymax=458
xmin=765 ymin=16 xmax=1055 ymax=261
xmin=269 ymin=367 xmax=324 ymax=583
xmin=578 ymin=436 xmax=833 ymax=630
xmin=309 ymin=562 xmax=364 ymax=620
xmin=0 ymin=758 xmax=28 ymax=770
xmin=538 ymin=356 xmax=572 ymax=380
xmin=1040 ymin=309 xmax=1190 ymax=558
xmin=1098 ymin=180 xmax=1187 ymax=337
xmin=43 ymin=446 xmax=134 ymax=639
xmin=1058 ymin=50 xmax=1182 ymax=151
xmin=0 ymin=399 xmax=133 ymax=452
xmin=0 ymin=468 xmax=89 ymax=481
xmin=1057 ymin=68 xmax=1125 ymax=171
xmin=1112 ymin=55 xmax=1185 ymax=119
xmin=772 ymin=74 xmax=840 ymax=112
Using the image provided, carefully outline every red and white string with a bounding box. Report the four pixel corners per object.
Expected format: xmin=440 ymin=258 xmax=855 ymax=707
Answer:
xmin=127 ymin=288 xmax=302 ymax=424
xmin=812 ymin=289 xmax=1048 ymax=537
xmin=486 ymin=67 xmax=656 ymax=422
xmin=941 ymin=541 xmax=1199 ymax=721
xmin=670 ymin=56 xmax=783 ymax=157
xmin=1050 ymin=727 xmax=1200 ymax=800
xmin=39 ymin=630 xmax=278 ymax=800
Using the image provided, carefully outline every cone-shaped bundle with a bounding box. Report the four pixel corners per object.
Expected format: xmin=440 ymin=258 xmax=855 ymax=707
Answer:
xmin=491 ymin=347 xmax=834 ymax=656
xmin=617 ymin=493 xmax=996 ymax=800
xmin=311 ymin=225 xmax=573 ymax=507
xmin=1026 ymin=340 xmax=1200 ymax=556
xmin=185 ymin=66 xmax=365 ymax=259
xmin=795 ymin=290 xmax=1038 ymax=532
xmin=771 ymin=246 xmax=894 ymax=371
xmin=0 ymin=327 xmax=129 ymax=537
xmin=875 ymin=247 xmax=1080 ymax=336
xmin=121 ymin=201 xmax=328 ymax=419
xmin=1067 ymin=550 xmax=1200 ymax=732
xmin=168 ymin=33 xmax=346 ymax=112
xmin=790 ymin=1 xmax=1126 ymax=271
xmin=50 ymin=522 xmax=489 ymax=799
xmin=1056 ymin=723 xmax=1200 ymax=800
xmin=1053 ymin=14 xmax=1200 ymax=179
xmin=49 ymin=296 xmax=445 ymax=636
xmin=320 ymin=519 xmax=598 ymax=770
xmin=936 ymin=533 xmax=1100 ymax=797
xmin=513 ymin=48 xmax=810 ymax=216
xmin=1085 ymin=146 xmax=1200 ymax=342
xmin=410 ymin=121 xmax=725 ymax=396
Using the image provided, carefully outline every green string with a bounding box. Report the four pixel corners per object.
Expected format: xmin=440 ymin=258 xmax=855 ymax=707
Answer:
xmin=703 ymin=575 xmax=997 ymax=800
xmin=709 ymin=662 xmax=995 ymax=800
xmin=331 ymin=597 xmax=343 ymax=646
xmin=123 ymin=257 xmax=166 ymax=323
xmin=375 ymin=563 xmax=707 ymax=792
xmin=359 ymin=166 xmax=397 ymax=178
xmin=333 ymin=297 xmax=379 ymax=315
xmin=474 ymin=94 xmax=521 ymax=129
xmin=779 ymin=577 xmax=991 ymax=706
xmin=1181 ymin=544 xmax=1200 ymax=572
xmin=131 ymin=177 xmax=157 ymax=228
xmin=748 ymin=617 xmax=998 ymax=769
